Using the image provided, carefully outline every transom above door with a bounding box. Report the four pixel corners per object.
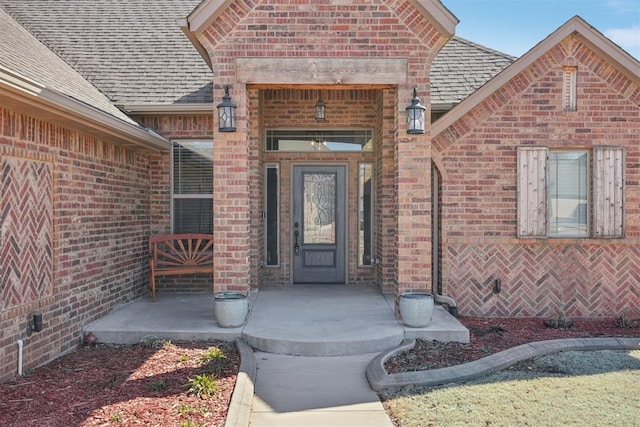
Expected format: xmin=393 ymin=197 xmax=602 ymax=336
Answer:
xmin=292 ymin=165 xmax=346 ymax=284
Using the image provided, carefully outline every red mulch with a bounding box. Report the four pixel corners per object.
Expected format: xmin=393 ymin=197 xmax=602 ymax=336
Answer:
xmin=1 ymin=318 xmax=638 ymax=426
xmin=0 ymin=340 xmax=239 ymax=427
xmin=385 ymin=316 xmax=640 ymax=373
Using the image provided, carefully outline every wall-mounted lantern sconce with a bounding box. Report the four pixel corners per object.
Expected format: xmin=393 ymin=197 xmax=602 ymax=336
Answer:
xmin=217 ymin=85 xmax=236 ymax=132
xmin=406 ymin=87 xmax=426 ymax=134
xmin=26 ymin=312 xmax=43 ymax=337
xmin=315 ymin=91 xmax=326 ymax=122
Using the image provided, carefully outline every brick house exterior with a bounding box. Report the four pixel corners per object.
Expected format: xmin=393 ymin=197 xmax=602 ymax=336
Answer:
xmin=0 ymin=0 xmax=639 ymax=382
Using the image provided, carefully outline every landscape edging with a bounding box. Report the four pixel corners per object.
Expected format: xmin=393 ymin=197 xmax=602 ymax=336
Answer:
xmin=366 ymin=337 xmax=640 ymax=391
xmin=224 ymin=338 xmax=256 ymax=427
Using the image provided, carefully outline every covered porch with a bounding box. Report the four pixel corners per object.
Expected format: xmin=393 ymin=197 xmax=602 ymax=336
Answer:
xmin=84 ymin=286 xmax=469 ymax=356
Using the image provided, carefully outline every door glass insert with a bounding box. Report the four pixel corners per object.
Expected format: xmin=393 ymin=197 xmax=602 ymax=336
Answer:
xmin=303 ymin=172 xmax=336 ymax=244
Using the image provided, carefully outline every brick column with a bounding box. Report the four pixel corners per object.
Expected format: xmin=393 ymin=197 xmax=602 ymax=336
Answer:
xmin=395 ymin=86 xmax=432 ymax=296
xmin=213 ymin=84 xmax=251 ymax=293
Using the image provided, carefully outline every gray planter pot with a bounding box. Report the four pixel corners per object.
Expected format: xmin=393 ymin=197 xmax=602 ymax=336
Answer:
xmin=214 ymin=292 xmax=248 ymax=328
xmin=399 ymin=292 xmax=434 ymax=328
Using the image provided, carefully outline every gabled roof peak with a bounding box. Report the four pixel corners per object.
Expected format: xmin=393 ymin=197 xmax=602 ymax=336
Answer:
xmin=186 ymin=0 xmax=458 ymax=37
xmin=433 ymin=15 xmax=640 ymax=138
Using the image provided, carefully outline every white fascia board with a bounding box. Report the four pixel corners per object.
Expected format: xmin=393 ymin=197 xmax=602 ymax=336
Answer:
xmin=0 ymin=67 xmax=170 ymax=151
xmin=410 ymin=0 xmax=459 ymax=38
xmin=120 ymin=103 xmax=214 ymax=114
xmin=432 ymin=16 xmax=640 ymax=138
xmin=177 ymin=18 xmax=213 ymax=70
xmin=187 ymin=0 xmax=234 ymax=35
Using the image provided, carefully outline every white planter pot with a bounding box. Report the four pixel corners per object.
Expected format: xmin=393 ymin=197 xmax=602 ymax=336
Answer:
xmin=214 ymin=292 xmax=248 ymax=328
xmin=399 ymin=292 xmax=434 ymax=328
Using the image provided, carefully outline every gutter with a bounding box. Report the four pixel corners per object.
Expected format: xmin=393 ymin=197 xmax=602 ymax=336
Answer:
xmin=0 ymin=67 xmax=170 ymax=152
xmin=120 ymin=103 xmax=213 ymax=115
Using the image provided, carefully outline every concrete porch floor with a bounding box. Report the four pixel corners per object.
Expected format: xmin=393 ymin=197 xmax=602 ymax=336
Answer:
xmin=84 ymin=285 xmax=469 ymax=355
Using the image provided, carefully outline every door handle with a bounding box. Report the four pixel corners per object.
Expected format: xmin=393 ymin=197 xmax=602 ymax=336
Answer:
xmin=294 ymin=229 xmax=300 ymax=255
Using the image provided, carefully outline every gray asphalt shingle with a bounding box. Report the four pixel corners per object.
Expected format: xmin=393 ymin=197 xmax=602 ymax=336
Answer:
xmin=1 ymin=0 xmax=212 ymax=106
xmin=431 ymin=36 xmax=516 ymax=106
xmin=0 ymin=8 xmax=136 ymax=124
xmin=1 ymin=1 xmax=513 ymax=108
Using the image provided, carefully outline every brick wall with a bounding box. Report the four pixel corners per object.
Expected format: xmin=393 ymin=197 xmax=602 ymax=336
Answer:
xmin=0 ymin=107 xmax=155 ymax=382
xmin=134 ymin=114 xmax=215 ymax=293
xmin=433 ymin=37 xmax=640 ymax=317
xmin=197 ymin=0 xmax=449 ymax=295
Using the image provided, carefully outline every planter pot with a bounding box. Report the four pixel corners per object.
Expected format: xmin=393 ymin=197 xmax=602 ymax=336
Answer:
xmin=399 ymin=292 xmax=434 ymax=328
xmin=214 ymin=292 xmax=248 ymax=328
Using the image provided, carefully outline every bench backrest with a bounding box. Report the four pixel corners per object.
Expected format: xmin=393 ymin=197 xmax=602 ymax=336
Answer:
xmin=149 ymin=234 xmax=214 ymax=271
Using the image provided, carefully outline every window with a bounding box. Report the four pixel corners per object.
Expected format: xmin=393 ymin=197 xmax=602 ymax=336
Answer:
xmin=264 ymin=164 xmax=280 ymax=266
xmin=549 ymin=151 xmax=588 ymax=237
xmin=266 ymin=129 xmax=373 ymax=152
xmin=517 ymin=147 xmax=624 ymax=238
xmin=358 ymin=163 xmax=373 ymax=266
xmin=562 ymin=66 xmax=577 ymax=111
xmin=172 ymin=140 xmax=213 ymax=234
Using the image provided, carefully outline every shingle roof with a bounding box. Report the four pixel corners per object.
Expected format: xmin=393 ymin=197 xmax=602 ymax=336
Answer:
xmin=0 ymin=8 xmax=136 ymax=124
xmin=431 ymin=36 xmax=516 ymax=107
xmin=0 ymin=0 xmax=212 ymax=106
xmin=1 ymin=1 xmax=512 ymax=108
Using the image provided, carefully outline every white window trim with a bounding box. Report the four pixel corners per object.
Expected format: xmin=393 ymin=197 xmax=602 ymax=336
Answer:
xmin=548 ymin=150 xmax=589 ymax=238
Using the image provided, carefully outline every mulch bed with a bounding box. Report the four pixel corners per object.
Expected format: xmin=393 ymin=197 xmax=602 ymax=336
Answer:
xmin=0 ymin=340 xmax=239 ymax=427
xmin=1 ymin=317 xmax=638 ymax=426
xmin=385 ymin=316 xmax=640 ymax=373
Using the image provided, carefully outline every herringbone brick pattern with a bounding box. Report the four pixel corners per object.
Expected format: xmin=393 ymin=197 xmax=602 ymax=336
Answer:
xmin=0 ymin=157 xmax=53 ymax=309
xmin=445 ymin=243 xmax=640 ymax=317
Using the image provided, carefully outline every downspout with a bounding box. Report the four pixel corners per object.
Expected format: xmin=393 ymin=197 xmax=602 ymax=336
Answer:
xmin=432 ymin=164 xmax=459 ymax=317
xmin=17 ymin=339 xmax=23 ymax=376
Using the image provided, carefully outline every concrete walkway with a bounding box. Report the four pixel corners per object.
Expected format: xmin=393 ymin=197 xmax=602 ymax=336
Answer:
xmin=83 ymin=286 xmax=469 ymax=427
xmin=250 ymin=352 xmax=393 ymax=427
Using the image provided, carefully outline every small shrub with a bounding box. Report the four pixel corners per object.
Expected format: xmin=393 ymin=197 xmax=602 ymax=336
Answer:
xmin=199 ymin=346 xmax=228 ymax=375
xmin=178 ymin=404 xmax=209 ymax=416
xmin=544 ymin=312 xmax=574 ymax=329
xmin=186 ymin=374 xmax=218 ymax=398
xmin=178 ymin=404 xmax=193 ymax=415
xmin=110 ymin=413 xmax=122 ymax=423
xmin=616 ymin=310 xmax=640 ymax=329
xmin=199 ymin=346 xmax=226 ymax=364
xmin=149 ymin=380 xmax=168 ymax=391
xmin=178 ymin=354 xmax=189 ymax=363
xmin=140 ymin=336 xmax=172 ymax=349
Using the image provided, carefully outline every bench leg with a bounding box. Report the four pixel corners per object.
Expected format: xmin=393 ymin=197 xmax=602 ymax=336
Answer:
xmin=150 ymin=273 xmax=156 ymax=303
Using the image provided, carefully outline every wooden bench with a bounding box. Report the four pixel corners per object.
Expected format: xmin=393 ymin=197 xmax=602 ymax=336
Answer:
xmin=148 ymin=234 xmax=214 ymax=302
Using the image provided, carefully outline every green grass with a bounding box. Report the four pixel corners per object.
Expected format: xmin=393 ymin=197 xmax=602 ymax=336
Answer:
xmin=382 ymin=350 xmax=640 ymax=426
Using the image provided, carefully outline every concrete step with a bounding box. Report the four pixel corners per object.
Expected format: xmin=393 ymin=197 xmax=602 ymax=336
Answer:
xmin=241 ymin=286 xmax=468 ymax=357
xmin=84 ymin=287 xmax=469 ymax=355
